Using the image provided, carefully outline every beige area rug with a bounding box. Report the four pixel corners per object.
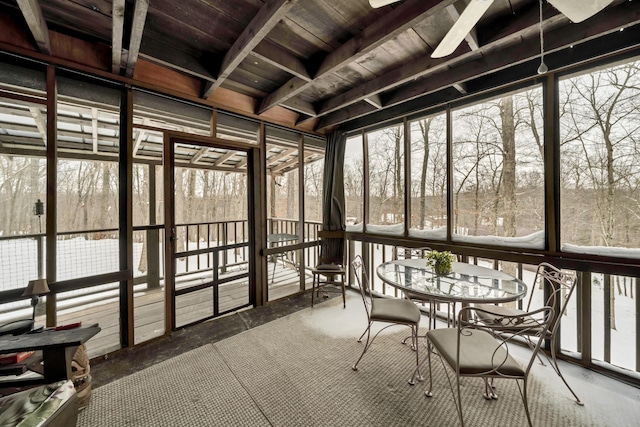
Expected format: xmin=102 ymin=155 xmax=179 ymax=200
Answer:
xmin=79 ymin=295 xmax=602 ymax=427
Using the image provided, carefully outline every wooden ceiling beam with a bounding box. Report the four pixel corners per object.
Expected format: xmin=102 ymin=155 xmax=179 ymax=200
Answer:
xmin=91 ymin=107 xmax=99 ymax=153
xmin=111 ymin=0 xmax=125 ymax=73
xmin=138 ymin=42 xmax=216 ymax=82
xmin=16 ymin=0 xmax=51 ymax=55
xmin=313 ymin=3 xmax=587 ymax=122
xmin=257 ymin=0 xmax=456 ymax=114
xmin=280 ymin=98 xmax=316 ymax=117
xmin=252 ymin=40 xmax=311 ymax=82
xmin=28 ymin=106 xmax=47 ymax=146
xmin=317 ymin=1 xmax=640 ymax=130
xmin=214 ymin=150 xmax=237 ymax=166
xmin=126 ymin=0 xmax=150 ymax=78
xmin=203 ymin=0 xmax=296 ymax=99
xmin=363 ymin=94 xmax=383 ymax=109
xmin=191 ymin=146 xmax=209 ymax=164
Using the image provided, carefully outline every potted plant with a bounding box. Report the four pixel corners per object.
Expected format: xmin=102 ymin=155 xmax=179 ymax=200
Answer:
xmin=425 ymin=250 xmax=455 ymax=275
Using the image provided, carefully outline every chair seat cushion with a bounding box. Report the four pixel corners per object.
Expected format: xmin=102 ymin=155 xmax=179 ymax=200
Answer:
xmin=427 ymin=328 xmax=524 ymax=377
xmin=370 ymin=298 xmax=421 ymax=324
xmin=313 ymin=264 xmax=346 ymax=273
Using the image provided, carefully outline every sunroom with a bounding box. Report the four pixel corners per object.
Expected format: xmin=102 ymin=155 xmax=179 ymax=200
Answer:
xmin=0 ymin=0 xmax=639 ymax=425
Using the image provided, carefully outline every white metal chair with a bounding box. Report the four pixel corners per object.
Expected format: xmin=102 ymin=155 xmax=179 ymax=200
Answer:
xmin=351 ymin=255 xmax=422 ymax=378
xmin=311 ymin=230 xmax=346 ymax=308
xmin=425 ymin=305 xmax=554 ymax=427
xmin=475 ymin=262 xmax=581 ymax=405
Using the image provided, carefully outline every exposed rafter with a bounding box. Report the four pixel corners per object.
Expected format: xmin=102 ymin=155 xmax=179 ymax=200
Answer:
xmin=202 ymin=0 xmax=297 ymax=99
xmin=257 ymin=0 xmax=457 ymax=114
xmin=363 ymin=94 xmax=383 ymax=109
xmin=317 ymin=1 xmax=640 ymax=130
xmin=16 ymin=0 xmax=51 ymax=55
xmin=112 ymin=0 xmax=125 ymax=73
xmin=91 ymin=107 xmax=98 ymax=153
xmin=310 ymin=4 xmax=569 ymax=125
xmin=126 ymin=0 xmax=150 ymax=78
xmin=251 ymin=40 xmax=311 ymax=82
xmin=214 ymin=150 xmax=236 ymax=166
xmin=191 ymin=146 xmax=209 ymax=164
xmin=28 ymin=106 xmax=47 ymax=145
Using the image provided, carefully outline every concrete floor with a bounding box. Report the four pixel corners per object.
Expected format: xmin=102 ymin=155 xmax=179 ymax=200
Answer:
xmin=90 ymin=289 xmax=640 ymax=427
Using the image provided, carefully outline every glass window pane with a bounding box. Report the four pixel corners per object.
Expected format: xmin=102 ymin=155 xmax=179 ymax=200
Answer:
xmin=366 ymin=125 xmax=404 ymax=234
xmin=56 ymin=76 xmax=121 ymax=281
xmin=345 ymin=135 xmax=363 ymax=232
xmin=409 ymin=113 xmax=447 ymax=240
xmin=0 ymin=96 xmax=47 ymax=294
xmin=451 ymin=88 xmax=545 ymax=248
xmin=559 ymin=60 xmax=640 ymax=257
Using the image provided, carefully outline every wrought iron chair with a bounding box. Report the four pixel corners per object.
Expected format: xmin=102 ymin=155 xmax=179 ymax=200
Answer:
xmin=425 ymin=305 xmax=554 ymax=427
xmin=311 ymin=230 xmax=346 ymax=308
xmin=351 ymin=255 xmax=422 ymax=378
xmin=475 ymin=262 xmax=581 ymax=405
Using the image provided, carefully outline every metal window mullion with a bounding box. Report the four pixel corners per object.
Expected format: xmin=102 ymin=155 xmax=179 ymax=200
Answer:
xmin=604 ymin=273 xmax=611 ymax=363
xmin=363 ymin=130 xmax=369 ymax=234
xmin=298 ymin=134 xmax=305 ymax=291
xmin=403 ymin=118 xmax=410 ymax=237
xmin=578 ymin=271 xmax=592 ymax=366
xmin=45 ymin=65 xmax=57 ymax=328
xmin=445 ymin=104 xmax=453 ymax=242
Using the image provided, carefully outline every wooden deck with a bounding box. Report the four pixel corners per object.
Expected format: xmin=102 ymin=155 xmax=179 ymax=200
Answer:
xmin=47 ymin=262 xmax=308 ymax=358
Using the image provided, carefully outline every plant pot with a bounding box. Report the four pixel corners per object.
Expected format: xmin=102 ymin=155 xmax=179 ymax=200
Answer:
xmin=434 ymin=263 xmax=451 ymax=276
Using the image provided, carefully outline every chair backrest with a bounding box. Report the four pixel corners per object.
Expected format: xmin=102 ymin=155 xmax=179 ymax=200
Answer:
xmin=526 ymin=262 xmax=577 ymax=337
xmin=394 ymin=246 xmax=432 ymax=260
xmin=351 ymin=255 xmax=373 ymax=319
xmin=459 ymin=305 xmax=555 ymax=378
xmin=318 ymin=229 xmax=346 ymax=265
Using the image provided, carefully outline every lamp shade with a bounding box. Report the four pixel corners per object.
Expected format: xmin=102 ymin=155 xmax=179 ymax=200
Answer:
xmin=22 ymin=279 xmax=50 ymax=297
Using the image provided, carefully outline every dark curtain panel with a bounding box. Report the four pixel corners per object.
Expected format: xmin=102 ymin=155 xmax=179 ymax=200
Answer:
xmin=321 ymin=131 xmax=346 ymax=260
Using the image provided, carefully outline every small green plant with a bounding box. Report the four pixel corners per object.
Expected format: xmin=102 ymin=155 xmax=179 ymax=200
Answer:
xmin=425 ymin=250 xmax=455 ymax=275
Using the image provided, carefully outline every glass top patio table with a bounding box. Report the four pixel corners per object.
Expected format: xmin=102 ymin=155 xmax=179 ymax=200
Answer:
xmin=376 ymin=259 xmax=527 ymax=305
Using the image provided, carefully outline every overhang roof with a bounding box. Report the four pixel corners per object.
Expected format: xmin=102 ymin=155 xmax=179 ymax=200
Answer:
xmin=0 ymin=0 xmax=639 ymax=134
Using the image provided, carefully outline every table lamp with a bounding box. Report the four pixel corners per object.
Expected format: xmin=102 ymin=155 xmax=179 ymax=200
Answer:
xmin=0 ymin=279 xmax=50 ymax=336
xmin=22 ymin=278 xmax=50 ymax=321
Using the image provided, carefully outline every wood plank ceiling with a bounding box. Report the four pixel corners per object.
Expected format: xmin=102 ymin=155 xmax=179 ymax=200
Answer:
xmin=0 ymin=0 xmax=639 ymax=135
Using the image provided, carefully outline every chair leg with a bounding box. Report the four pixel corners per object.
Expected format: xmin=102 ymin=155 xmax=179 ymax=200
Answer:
xmin=550 ymin=337 xmax=584 ymax=405
xmin=519 ymin=378 xmax=534 ymax=427
xmin=425 ymin=339 xmax=434 ymax=397
xmin=408 ymin=325 xmax=424 ymax=385
xmin=341 ymin=273 xmax=346 ymax=308
xmin=455 ymin=375 xmax=465 ymax=427
xmin=311 ymin=274 xmax=317 ymax=307
xmin=352 ymin=321 xmax=373 ymax=371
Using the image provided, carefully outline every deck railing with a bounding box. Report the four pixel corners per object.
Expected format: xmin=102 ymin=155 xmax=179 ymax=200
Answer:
xmin=1 ymin=222 xmax=638 ymax=385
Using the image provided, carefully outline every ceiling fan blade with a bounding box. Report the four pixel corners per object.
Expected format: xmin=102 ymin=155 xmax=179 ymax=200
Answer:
xmin=547 ymin=0 xmax=614 ymax=23
xmin=369 ymin=0 xmax=401 ymax=8
xmin=432 ymin=0 xmax=494 ymax=59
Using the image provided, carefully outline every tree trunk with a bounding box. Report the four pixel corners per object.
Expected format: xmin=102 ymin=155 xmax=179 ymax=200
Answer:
xmin=500 ymin=96 xmax=517 ymax=237
xmin=419 ymin=119 xmax=431 ymax=229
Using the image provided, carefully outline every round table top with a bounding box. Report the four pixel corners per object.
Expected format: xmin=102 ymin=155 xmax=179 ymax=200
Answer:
xmin=376 ymin=259 xmax=527 ymax=304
